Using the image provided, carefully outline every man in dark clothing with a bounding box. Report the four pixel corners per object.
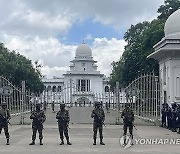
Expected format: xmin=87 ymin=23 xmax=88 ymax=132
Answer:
xmin=29 ymin=103 xmax=46 ymax=145
xmin=166 ymin=104 xmax=172 ymax=130
xmin=176 ymin=104 xmax=180 ymax=134
xmin=56 ymin=103 xmax=71 ymax=145
xmin=0 ymin=102 xmax=11 ymax=145
xmin=161 ymin=103 xmax=167 ymax=127
xmin=171 ymin=102 xmax=177 ymax=132
xmin=121 ymin=103 xmax=134 ymax=146
xmin=52 ymin=101 xmax=55 ymax=112
xmin=91 ymin=101 xmax=105 ymax=145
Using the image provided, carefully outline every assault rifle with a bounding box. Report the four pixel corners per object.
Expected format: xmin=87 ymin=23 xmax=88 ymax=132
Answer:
xmin=93 ymin=111 xmax=106 ymax=127
xmin=57 ymin=113 xmax=70 ymax=129
xmin=122 ymin=116 xmax=136 ymax=130
xmin=32 ymin=112 xmax=44 ymax=124
xmin=0 ymin=114 xmax=12 ymax=126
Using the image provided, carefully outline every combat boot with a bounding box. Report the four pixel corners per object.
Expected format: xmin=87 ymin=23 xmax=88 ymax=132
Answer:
xmin=6 ymin=139 xmax=10 ymax=145
xmin=60 ymin=139 xmax=64 ymax=145
xmin=93 ymin=138 xmax=96 ymax=145
xmin=29 ymin=140 xmax=35 ymax=145
xmin=40 ymin=139 xmax=43 ymax=145
xmin=67 ymin=139 xmax=72 ymax=145
xmin=100 ymin=139 xmax=105 ymax=145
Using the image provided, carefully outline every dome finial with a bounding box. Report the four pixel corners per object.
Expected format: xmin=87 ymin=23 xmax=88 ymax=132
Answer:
xmin=82 ymin=38 xmax=85 ymax=44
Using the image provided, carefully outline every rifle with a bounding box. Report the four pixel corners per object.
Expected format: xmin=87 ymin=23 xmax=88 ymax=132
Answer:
xmin=0 ymin=113 xmax=12 ymax=126
xmin=32 ymin=112 xmax=45 ymax=125
xmin=93 ymin=110 xmax=106 ymax=127
xmin=57 ymin=113 xmax=70 ymax=129
xmin=133 ymin=124 xmax=137 ymax=130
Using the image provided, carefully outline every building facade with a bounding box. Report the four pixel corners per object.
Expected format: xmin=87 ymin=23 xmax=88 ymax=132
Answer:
xmin=42 ymin=43 xmax=110 ymax=105
xmin=148 ymin=9 xmax=180 ymax=105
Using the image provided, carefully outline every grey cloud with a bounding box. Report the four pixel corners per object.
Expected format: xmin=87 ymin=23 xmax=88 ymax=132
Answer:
xmin=0 ymin=0 xmax=164 ymax=37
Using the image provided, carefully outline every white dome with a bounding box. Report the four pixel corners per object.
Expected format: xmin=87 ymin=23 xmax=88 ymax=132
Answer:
xmin=76 ymin=43 xmax=92 ymax=57
xmin=164 ymin=9 xmax=180 ymax=38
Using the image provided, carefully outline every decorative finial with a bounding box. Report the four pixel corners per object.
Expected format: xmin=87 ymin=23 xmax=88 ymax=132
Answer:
xmin=82 ymin=38 xmax=85 ymax=44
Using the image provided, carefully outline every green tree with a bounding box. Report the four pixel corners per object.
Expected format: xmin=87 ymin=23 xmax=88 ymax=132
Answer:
xmin=110 ymin=0 xmax=180 ymax=89
xmin=157 ymin=0 xmax=180 ymax=20
xmin=0 ymin=43 xmax=44 ymax=93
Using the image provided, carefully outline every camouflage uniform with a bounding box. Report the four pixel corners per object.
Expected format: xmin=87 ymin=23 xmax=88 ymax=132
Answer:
xmin=91 ymin=102 xmax=105 ymax=145
xmin=0 ymin=102 xmax=10 ymax=145
xmin=29 ymin=103 xmax=46 ymax=145
xmin=121 ymin=104 xmax=134 ymax=144
xmin=56 ymin=104 xmax=71 ymax=145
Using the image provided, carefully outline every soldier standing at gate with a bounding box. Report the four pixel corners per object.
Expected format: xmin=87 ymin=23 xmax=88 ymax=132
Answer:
xmin=29 ymin=102 xmax=46 ymax=145
xmin=0 ymin=102 xmax=11 ymax=145
xmin=121 ymin=103 xmax=134 ymax=146
xmin=91 ymin=101 xmax=105 ymax=145
xmin=161 ymin=103 xmax=167 ymax=128
xmin=56 ymin=103 xmax=72 ymax=145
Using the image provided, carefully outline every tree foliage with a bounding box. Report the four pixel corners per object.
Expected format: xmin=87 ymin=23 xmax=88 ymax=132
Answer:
xmin=0 ymin=43 xmax=44 ymax=93
xmin=109 ymin=0 xmax=180 ymax=90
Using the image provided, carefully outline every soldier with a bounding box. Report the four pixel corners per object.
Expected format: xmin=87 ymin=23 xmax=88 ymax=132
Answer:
xmin=161 ymin=103 xmax=167 ymax=128
xmin=29 ymin=102 xmax=46 ymax=145
xmin=52 ymin=101 xmax=55 ymax=112
xmin=91 ymin=101 xmax=105 ymax=145
xmin=171 ymin=102 xmax=177 ymax=132
xmin=56 ymin=103 xmax=71 ymax=145
xmin=166 ymin=104 xmax=172 ymax=130
xmin=176 ymin=103 xmax=180 ymax=134
xmin=0 ymin=102 xmax=11 ymax=145
xmin=121 ymin=103 xmax=134 ymax=146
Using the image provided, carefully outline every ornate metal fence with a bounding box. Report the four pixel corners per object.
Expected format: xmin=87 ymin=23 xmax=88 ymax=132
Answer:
xmin=123 ymin=73 xmax=161 ymax=123
xmin=0 ymin=76 xmax=32 ymax=124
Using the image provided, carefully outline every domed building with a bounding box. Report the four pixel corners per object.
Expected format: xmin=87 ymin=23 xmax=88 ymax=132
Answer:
xmin=148 ymin=9 xmax=180 ymax=104
xmin=43 ymin=43 xmax=110 ymax=105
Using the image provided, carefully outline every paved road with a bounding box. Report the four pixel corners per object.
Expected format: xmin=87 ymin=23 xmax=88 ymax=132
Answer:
xmin=0 ymin=107 xmax=179 ymax=154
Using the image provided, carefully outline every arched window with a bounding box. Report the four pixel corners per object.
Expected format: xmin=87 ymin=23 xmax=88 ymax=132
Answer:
xmin=105 ymin=86 xmax=109 ymax=92
xmin=44 ymin=86 xmax=47 ymax=91
xmin=57 ymin=86 xmax=61 ymax=92
xmin=52 ymin=86 xmax=56 ymax=92
xmin=47 ymin=86 xmax=51 ymax=92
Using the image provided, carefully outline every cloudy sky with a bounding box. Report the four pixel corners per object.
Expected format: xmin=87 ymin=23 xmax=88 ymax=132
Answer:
xmin=0 ymin=0 xmax=164 ymax=78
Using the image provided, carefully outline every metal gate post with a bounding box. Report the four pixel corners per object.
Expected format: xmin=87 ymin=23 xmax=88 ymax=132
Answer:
xmin=20 ymin=81 xmax=25 ymax=124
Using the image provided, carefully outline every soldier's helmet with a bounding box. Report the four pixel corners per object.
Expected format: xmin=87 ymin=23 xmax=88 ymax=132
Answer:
xmin=1 ymin=102 xmax=7 ymax=106
xmin=95 ymin=101 xmax=101 ymax=107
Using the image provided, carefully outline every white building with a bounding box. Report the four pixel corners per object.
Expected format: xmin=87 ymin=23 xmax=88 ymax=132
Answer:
xmin=148 ymin=9 xmax=180 ymax=104
xmin=42 ymin=43 xmax=110 ymax=105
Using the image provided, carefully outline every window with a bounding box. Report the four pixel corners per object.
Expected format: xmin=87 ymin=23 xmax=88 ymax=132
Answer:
xmin=105 ymin=86 xmax=110 ymax=92
xmin=47 ymin=86 xmax=51 ymax=92
xmin=77 ymin=79 xmax=90 ymax=92
xmin=57 ymin=86 xmax=61 ymax=92
xmin=52 ymin=86 xmax=56 ymax=92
